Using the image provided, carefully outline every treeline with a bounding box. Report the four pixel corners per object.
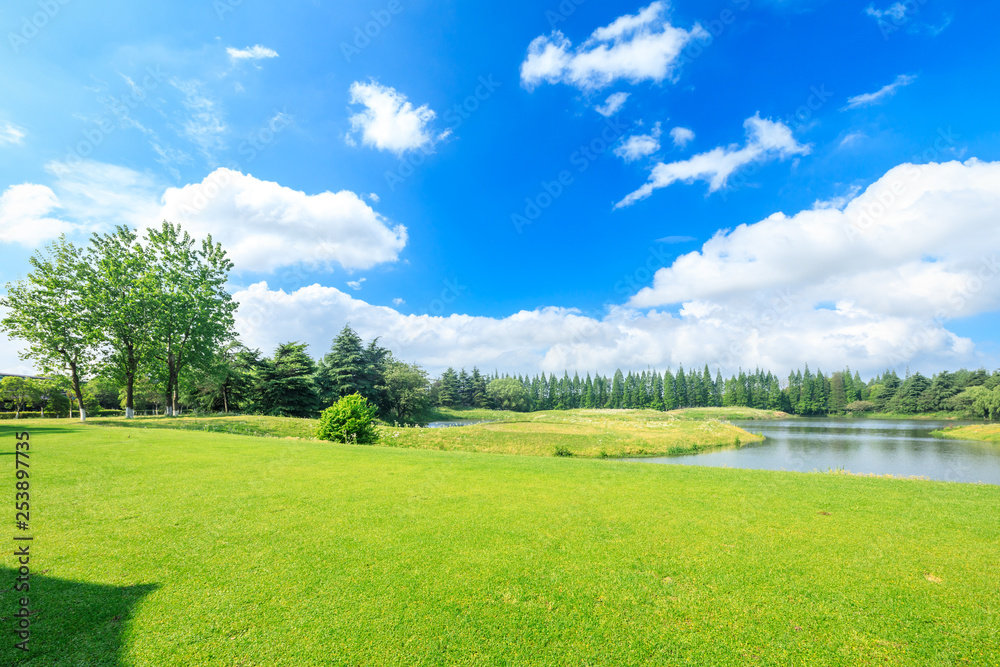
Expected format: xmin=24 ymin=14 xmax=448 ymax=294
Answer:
xmin=0 ymin=224 xmax=435 ymax=424
xmin=424 ymin=365 xmax=1000 ymax=420
xmin=1 ymin=223 xmax=235 ymax=420
xmin=3 ymin=223 xmax=998 ymax=422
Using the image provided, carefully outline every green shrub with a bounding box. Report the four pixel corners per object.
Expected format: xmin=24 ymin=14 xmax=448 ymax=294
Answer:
xmin=553 ymin=445 xmax=573 ymax=457
xmin=0 ymin=412 xmax=58 ymax=420
xmin=316 ymin=393 xmax=379 ymax=444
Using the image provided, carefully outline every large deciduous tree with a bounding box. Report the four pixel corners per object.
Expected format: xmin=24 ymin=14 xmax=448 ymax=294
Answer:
xmin=87 ymin=226 xmax=159 ymax=419
xmin=1 ymin=236 xmax=98 ymax=420
xmin=383 ymin=360 xmax=430 ymax=424
xmin=146 ymin=222 xmax=236 ymax=415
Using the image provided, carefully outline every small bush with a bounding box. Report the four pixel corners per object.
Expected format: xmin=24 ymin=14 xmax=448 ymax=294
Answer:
xmin=316 ymin=394 xmax=379 ymax=444
xmin=553 ymin=445 xmax=573 ymax=457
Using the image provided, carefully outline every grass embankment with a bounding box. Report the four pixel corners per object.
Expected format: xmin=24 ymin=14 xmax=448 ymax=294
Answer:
xmin=86 ymin=413 xmax=318 ymax=439
xmin=85 ymin=407 xmax=781 ymax=458
xmin=384 ymin=408 xmax=770 ymax=458
xmin=666 ymin=406 xmax=790 ymax=420
xmin=933 ymin=423 xmax=1000 ymax=444
xmin=2 ymin=422 xmax=998 ymax=666
xmin=851 ymin=411 xmax=968 ymax=420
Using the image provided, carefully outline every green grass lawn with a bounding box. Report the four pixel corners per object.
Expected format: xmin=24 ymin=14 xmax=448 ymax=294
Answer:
xmin=382 ymin=408 xmax=767 ymax=458
xmin=2 ymin=421 xmax=998 ymax=666
xmin=933 ymin=423 xmax=1000 ymax=444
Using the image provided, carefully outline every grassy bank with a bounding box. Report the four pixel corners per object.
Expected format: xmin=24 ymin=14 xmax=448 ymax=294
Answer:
xmin=933 ymin=423 xmax=1000 ymax=444
xmin=2 ymin=422 xmax=998 ymax=666
xmin=848 ymin=411 xmax=970 ymax=420
xmin=86 ymin=413 xmax=318 ymax=439
xmin=84 ymin=407 xmax=781 ymax=458
xmin=666 ymin=406 xmax=790 ymax=420
xmin=383 ymin=408 xmax=765 ymax=458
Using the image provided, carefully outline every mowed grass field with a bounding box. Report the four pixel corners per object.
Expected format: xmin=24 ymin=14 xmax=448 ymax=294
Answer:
xmin=2 ymin=420 xmax=999 ymax=666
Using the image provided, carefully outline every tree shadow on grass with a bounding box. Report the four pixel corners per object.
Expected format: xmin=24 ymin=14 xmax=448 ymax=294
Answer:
xmin=0 ymin=567 xmax=158 ymax=666
xmin=0 ymin=423 xmax=89 ymax=438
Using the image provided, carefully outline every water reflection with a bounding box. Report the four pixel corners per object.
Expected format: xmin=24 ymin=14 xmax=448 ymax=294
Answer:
xmin=633 ymin=419 xmax=999 ymax=485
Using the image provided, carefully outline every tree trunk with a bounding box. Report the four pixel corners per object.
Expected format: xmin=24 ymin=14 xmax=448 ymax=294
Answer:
xmin=125 ymin=372 xmax=135 ymax=419
xmin=68 ymin=361 xmax=87 ymax=422
xmin=222 ymin=385 xmax=228 ymax=414
xmin=169 ymin=350 xmax=181 ymax=416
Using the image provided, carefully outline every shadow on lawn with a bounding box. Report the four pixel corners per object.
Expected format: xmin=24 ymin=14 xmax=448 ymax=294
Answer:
xmin=0 ymin=423 xmax=89 ymax=438
xmin=0 ymin=567 xmax=158 ymax=666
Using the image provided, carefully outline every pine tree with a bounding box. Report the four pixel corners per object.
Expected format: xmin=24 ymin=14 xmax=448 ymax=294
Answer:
xmin=712 ymin=370 xmax=723 ymax=407
xmin=256 ymin=342 xmax=320 ymax=417
xmin=610 ymin=369 xmax=624 ymax=408
xmin=316 ymin=325 xmax=365 ymax=405
xmin=438 ymin=367 xmax=459 ymax=407
xmin=675 ymin=366 xmax=688 ymax=408
xmin=471 ymin=367 xmax=488 ymax=407
xmin=458 ymin=368 xmax=472 ymax=407
xmin=651 ymin=371 xmax=665 ymax=410
xmin=829 ymin=372 xmax=847 ymax=413
xmin=663 ymin=370 xmax=677 ymax=410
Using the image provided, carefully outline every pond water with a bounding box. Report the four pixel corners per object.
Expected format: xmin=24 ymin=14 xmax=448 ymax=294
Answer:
xmin=633 ymin=419 xmax=1000 ymax=485
xmin=425 ymin=419 xmax=492 ymax=428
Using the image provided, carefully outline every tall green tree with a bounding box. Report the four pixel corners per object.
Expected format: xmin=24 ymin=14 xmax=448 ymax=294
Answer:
xmin=486 ymin=377 xmax=530 ymax=412
xmin=316 ymin=325 xmax=366 ymax=404
xmin=437 ymin=368 xmax=459 ymax=407
xmin=256 ymin=342 xmax=320 ymax=417
xmin=610 ymin=369 xmax=624 ymax=408
xmin=0 ymin=377 xmax=41 ymax=418
xmin=384 ymin=361 xmax=430 ymax=424
xmin=1 ymin=236 xmax=99 ymax=420
xmin=145 ymin=222 xmax=236 ymax=415
xmin=87 ymin=226 xmax=159 ymax=419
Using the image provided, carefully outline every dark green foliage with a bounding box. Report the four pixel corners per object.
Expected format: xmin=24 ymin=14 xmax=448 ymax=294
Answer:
xmin=383 ymin=361 xmax=430 ymax=424
xmin=486 ymin=377 xmax=531 ymax=411
xmin=437 ymin=367 xmax=460 ymax=407
xmin=256 ymin=342 xmax=320 ymax=417
xmin=316 ymin=393 xmax=379 ymax=444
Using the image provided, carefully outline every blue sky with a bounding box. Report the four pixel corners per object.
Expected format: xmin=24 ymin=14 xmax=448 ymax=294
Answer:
xmin=1 ymin=0 xmax=999 ymax=377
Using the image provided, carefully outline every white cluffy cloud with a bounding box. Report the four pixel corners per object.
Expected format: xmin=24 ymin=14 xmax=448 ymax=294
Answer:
xmin=227 ymin=45 xmax=280 ymax=61
xmin=616 ymin=114 xmax=810 ymax=207
xmin=1 ymin=161 xmax=408 ymax=274
xmin=233 ymin=160 xmax=1000 ymax=378
xmin=843 ymin=74 xmax=917 ymax=110
xmin=615 ymin=123 xmax=661 ymax=162
xmin=347 ymin=81 xmax=440 ymax=155
xmin=595 ymin=92 xmax=630 ymax=117
xmin=520 ymin=1 xmax=707 ymax=91
xmin=0 ymin=184 xmax=73 ymax=246
xmin=669 ymin=126 xmax=694 ymax=148
xmin=159 ymin=169 xmax=407 ymax=273
xmin=0 ymin=122 xmax=26 ymax=146
xmin=631 ymin=158 xmax=1000 ymax=316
